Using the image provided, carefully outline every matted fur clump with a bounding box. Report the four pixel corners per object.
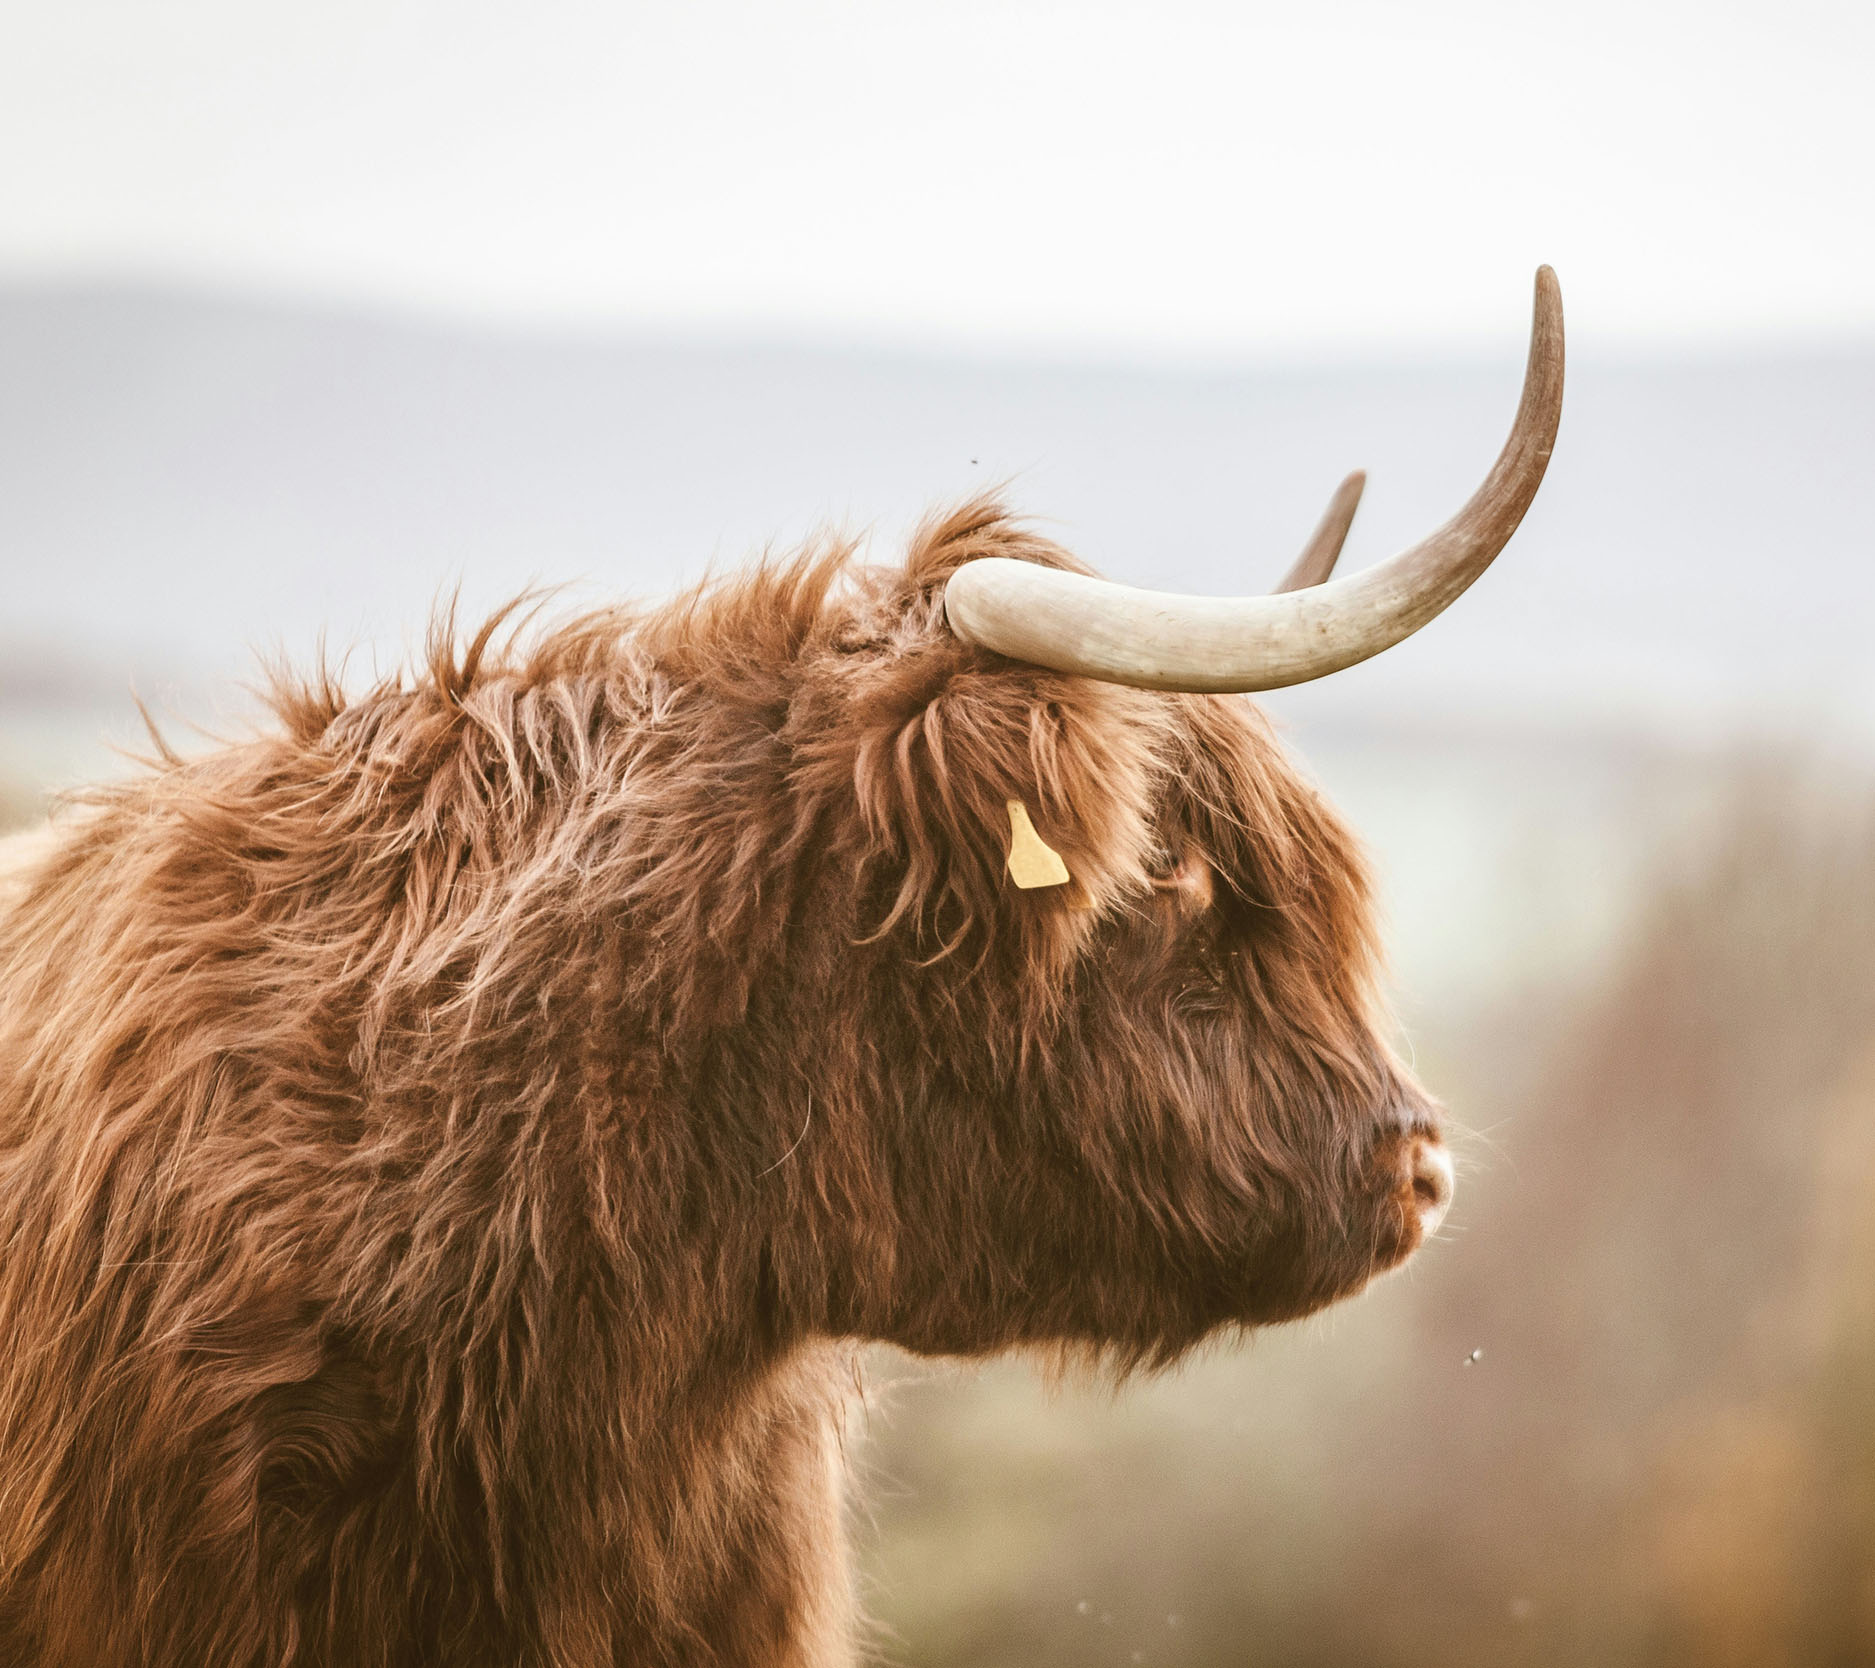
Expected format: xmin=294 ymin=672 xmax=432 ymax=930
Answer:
xmin=0 ymin=499 xmax=1442 ymax=1667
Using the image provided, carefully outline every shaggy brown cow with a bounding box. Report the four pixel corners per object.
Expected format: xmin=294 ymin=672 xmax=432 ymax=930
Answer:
xmin=0 ymin=273 xmax=1562 ymax=1667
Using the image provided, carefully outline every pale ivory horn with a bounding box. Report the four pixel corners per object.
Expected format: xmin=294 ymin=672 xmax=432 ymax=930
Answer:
xmin=1273 ymin=470 xmax=1365 ymax=594
xmin=942 ymin=267 xmax=1564 ymax=693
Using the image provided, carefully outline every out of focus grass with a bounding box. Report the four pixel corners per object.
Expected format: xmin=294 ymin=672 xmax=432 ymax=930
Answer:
xmin=854 ymin=764 xmax=1875 ymax=1668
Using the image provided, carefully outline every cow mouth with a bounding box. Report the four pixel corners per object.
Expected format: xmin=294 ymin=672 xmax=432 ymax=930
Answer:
xmin=1236 ymin=1127 xmax=1458 ymax=1326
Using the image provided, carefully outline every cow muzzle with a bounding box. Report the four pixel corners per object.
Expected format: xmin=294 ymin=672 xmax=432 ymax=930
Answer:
xmin=1409 ymin=1136 xmax=1454 ymax=1243
xmin=1367 ymin=1122 xmax=1454 ymax=1269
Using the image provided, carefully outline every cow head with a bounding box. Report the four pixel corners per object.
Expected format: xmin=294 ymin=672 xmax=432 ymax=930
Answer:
xmin=640 ymin=272 xmax=1560 ymax=1371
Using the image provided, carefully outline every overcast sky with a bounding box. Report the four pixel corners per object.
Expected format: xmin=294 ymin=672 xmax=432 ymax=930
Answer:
xmin=1 ymin=0 xmax=1870 ymax=359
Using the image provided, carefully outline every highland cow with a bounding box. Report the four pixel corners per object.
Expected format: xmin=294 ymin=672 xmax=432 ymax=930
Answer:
xmin=0 ymin=273 xmax=1562 ymax=1667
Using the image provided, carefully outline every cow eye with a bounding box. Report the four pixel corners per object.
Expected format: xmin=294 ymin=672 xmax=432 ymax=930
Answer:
xmin=1145 ymin=842 xmax=1181 ymax=881
xmin=1148 ymin=844 xmax=1216 ymax=912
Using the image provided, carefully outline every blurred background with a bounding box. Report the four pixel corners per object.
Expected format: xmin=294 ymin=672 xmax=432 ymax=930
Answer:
xmin=3 ymin=2 xmax=1873 ymax=1661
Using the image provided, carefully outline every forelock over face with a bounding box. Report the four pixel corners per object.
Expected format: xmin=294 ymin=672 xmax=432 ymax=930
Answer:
xmin=766 ymin=501 xmax=1446 ymax=1368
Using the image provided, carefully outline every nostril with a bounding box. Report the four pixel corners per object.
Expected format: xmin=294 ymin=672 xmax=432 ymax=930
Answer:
xmin=1409 ymin=1138 xmax=1454 ymax=1235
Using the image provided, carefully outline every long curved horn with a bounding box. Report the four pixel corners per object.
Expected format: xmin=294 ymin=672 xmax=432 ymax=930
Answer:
xmin=943 ymin=267 xmax=1564 ymax=693
xmin=1273 ymin=470 xmax=1365 ymax=593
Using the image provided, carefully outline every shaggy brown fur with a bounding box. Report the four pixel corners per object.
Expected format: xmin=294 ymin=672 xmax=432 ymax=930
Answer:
xmin=0 ymin=499 xmax=1442 ymax=1666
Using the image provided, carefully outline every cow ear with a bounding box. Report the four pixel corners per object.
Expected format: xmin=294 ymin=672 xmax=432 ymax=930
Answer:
xmin=792 ymin=498 xmax=1174 ymax=949
xmin=829 ymin=653 xmax=1172 ymax=948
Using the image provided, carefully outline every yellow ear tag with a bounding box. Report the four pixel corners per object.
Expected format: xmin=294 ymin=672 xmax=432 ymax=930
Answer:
xmin=1005 ymin=799 xmax=1072 ymax=890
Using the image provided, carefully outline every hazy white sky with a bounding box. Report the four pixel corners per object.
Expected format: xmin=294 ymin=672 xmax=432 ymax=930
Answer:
xmin=1 ymin=0 xmax=1870 ymax=358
